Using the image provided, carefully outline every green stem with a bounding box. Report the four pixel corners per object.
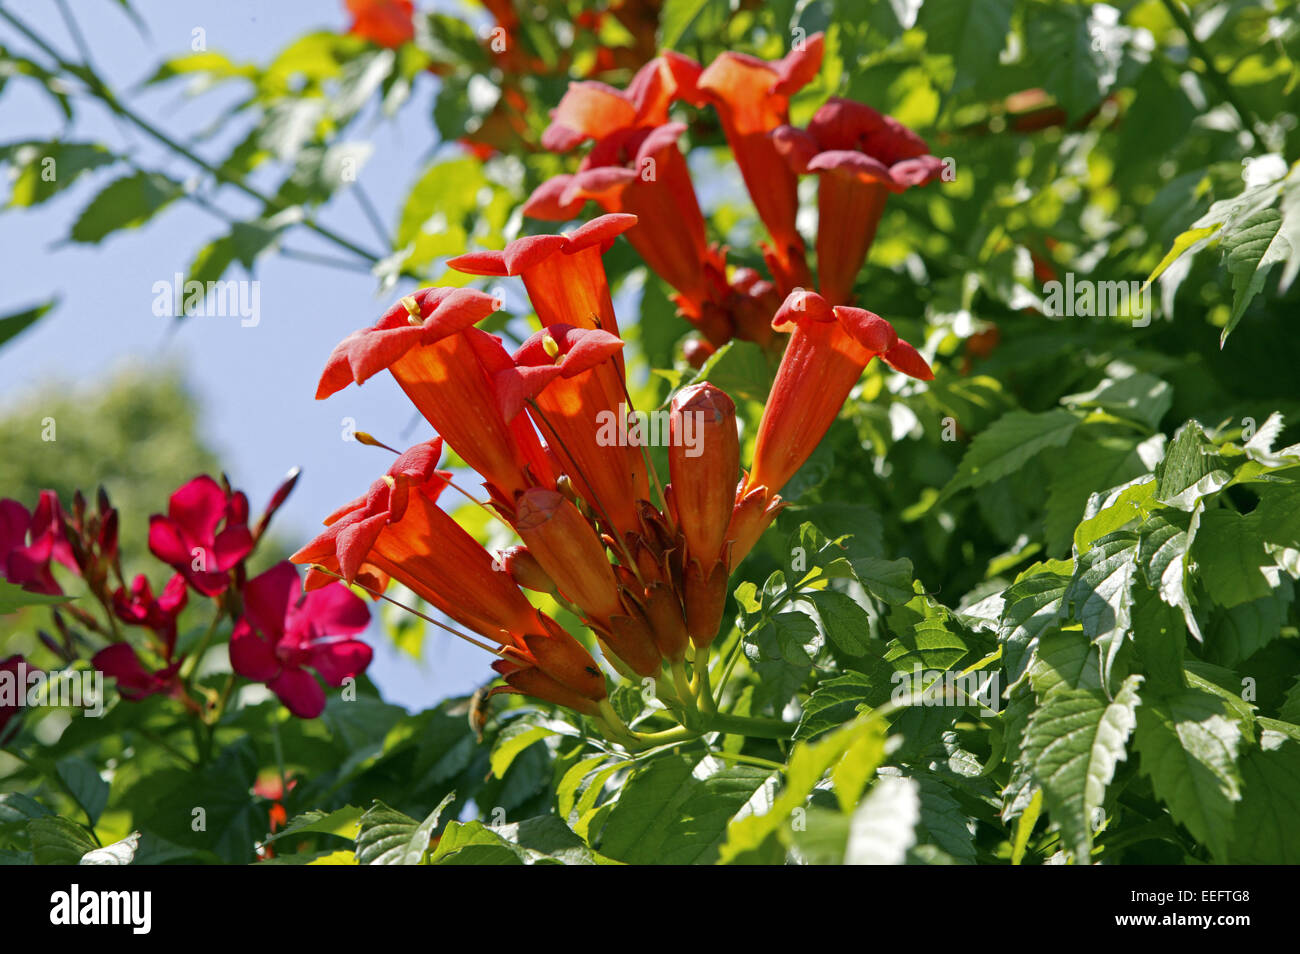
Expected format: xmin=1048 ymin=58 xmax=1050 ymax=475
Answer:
xmin=702 ymin=712 xmax=797 ymax=740
xmin=693 ymin=650 xmax=716 ymax=715
xmin=1157 ymin=0 xmax=1266 ymax=141
xmin=707 ymin=750 xmax=786 ymax=772
xmin=0 ymin=7 xmax=387 ymax=266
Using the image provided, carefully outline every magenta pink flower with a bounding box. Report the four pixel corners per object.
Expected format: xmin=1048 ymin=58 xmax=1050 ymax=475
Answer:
xmin=93 ymin=644 xmax=184 ymax=702
xmin=112 ymin=573 xmax=189 ymax=655
xmin=148 ymin=476 xmax=254 ymax=596
xmin=229 ymin=562 xmax=371 ymax=719
xmin=0 ymin=492 xmax=77 ymax=595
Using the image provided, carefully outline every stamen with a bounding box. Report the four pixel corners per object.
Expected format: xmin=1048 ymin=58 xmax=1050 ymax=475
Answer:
xmin=354 ymin=431 xmax=400 ymax=454
xmin=309 ymin=564 xmax=507 ymax=657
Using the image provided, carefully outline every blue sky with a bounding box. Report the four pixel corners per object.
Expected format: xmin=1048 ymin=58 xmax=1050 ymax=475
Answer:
xmin=0 ymin=0 xmax=493 ymax=708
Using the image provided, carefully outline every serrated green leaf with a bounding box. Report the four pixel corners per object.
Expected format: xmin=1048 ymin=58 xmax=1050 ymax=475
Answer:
xmin=69 ymin=171 xmax=182 ymax=243
xmin=599 ymin=753 xmax=770 ymax=865
xmin=354 ymin=794 xmax=453 ymax=865
xmin=942 ymin=409 xmax=1079 ymax=500
xmin=80 ymin=831 xmax=140 ymax=865
xmin=999 ymin=571 xmax=1072 ymax=684
xmin=1133 ymin=690 xmax=1242 ymax=860
xmin=28 ymin=816 xmax=96 ymax=865
xmin=1022 ymin=674 xmax=1142 ymax=862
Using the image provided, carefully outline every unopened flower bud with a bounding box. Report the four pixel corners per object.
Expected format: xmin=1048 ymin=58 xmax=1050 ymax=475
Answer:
xmin=497 ymin=545 xmax=555 ymax=594
xmin=669 ymin=383 xmax=739 ymax=566
xmin=514 ymin=489 xmax=622 ymax=622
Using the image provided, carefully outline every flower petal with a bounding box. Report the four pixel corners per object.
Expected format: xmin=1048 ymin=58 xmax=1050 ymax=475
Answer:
xmin=241 ymin=561 xmax=301 ymax=641
xmin=167 ymin=476 xmax=228 ymax=543
xmin=269 ymin=668 xmax=327 ymax=719
xmin=307 ymin=639 xmax=372 ymax=686
xmin=228 ymin=620 xmax=282 ymax=682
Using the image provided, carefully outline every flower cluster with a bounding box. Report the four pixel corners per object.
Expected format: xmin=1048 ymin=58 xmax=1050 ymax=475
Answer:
xmin=524 ymin=37 xmax=944 ymax=356
xmin=0 ymin=470 xmax=371 ymax=725
xmin=300 ymin=224 xmax=931 ymax=737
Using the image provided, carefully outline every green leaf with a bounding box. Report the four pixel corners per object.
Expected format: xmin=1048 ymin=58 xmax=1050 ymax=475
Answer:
xmin=55 ymin=756 xmax=109 ymax=825
xmin=919 ymin=0 xmax=1014 ymax=95
xmin=0 ymin=577 xmax=72 ymax=612
xmin=1133 ymin=690 xmax=1243 ymax=861
xmin=719 ymin=711 xmax=889 ymax=863
xmin=1147 ymin=225 xmax=1221 ymax=285
xmin=1191 ymin=509 xmax=1275 ymax=608
xmin=265 ymin=806 xmax=363 ymax=845
xmin=1026 ymin=5 xmax=1110 ymax=119
xmin=849 ymin=556 xmax=916 ymax=604
xmin=1155 ymin=420 xmax=1228 ymax=508
xmin=1061 ymin=532 xmax=1140 ymax=682
xmin=1073 ymin=476 xmax=1159 ymax=554
xmin=659 ymin=0 xmax=730 ymax=49
xmin=432 ymin=815 xmax=594 ymax=865
xmin=841 ymin=775 xmax=921 ymax=864
xmin=941 ymin=409 xmax=1080 ymax=500
xmin=69 ymin=172 xmax=182 ymax=243
xmin=80 ymin=831 xmax=140 ymax=865
xmin=489 ymin=723 xmax=554 ymax=779
xmin=1061 ymin=370 xmax=1173 ymax=432
xmin=182 ymin=220 xmax=281 ymax=301
xmin=1137 ymin=507 xmax=1203 ymax=641
xmin=3 ymin=141 xmax=115 ymax=207
xmin=1205 ymin=578 xmax=1293 ymax=667
xmin=1021 ymin=674 xmax=1142 ymax=862
xmin=1046 ymin=433 xmax=1157 ymax=556
xmin=999 ymin=570 xmax=1072 ymax=684
xmin=354 ymin=794 xmax=453 ymax=865
xmin=1227 ymin=737 xmax=1300 ymax=863
xmin=795 ymin=669 xmax=890 ymax=741
xmin=743 ymin=611 xmax=819 ymax=710
xmin=1031 ymin=630 xmax=1104 ymax=695
xmin=807 ymin=590 xmax=872 ymax=655
xmin=27 ymin=817 xmax=97 ymax=865
xmin=1221 ymin=207 xmax=1288 ymax=345
xmin=598 ymin=753 xmax=771 ymax=865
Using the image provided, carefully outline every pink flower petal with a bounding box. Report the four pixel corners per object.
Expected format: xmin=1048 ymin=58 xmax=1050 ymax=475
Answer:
xmin=269 ymin=668 xmax=327 ymax=719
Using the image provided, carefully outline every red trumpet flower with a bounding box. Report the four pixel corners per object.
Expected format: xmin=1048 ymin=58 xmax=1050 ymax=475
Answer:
xmin=773 ymin=98 xmax=945 ymax=305
xmin=494 ymin=324 xmax=648 ymax=541
xmin=524 ymin=57 xmax=762 ymax=345
xmin=345 ymin=0 xmax=414 ymax=49
xmin=729 ymin=290 xmax=932 ymax=562
xmin=316 ymin=286 xmax=554 ymax=507
xmin=148 ymin=476 xmax=254 ymax=597
xmin=696 ymin=35 xmax=824 ymax=294
xmin=447 ymin=214 xmax=633 ymax=341
xmin=229 ymin=562 xmax=372 ymax=719
xmin=290 ymin=441 xmax=608 ymax=714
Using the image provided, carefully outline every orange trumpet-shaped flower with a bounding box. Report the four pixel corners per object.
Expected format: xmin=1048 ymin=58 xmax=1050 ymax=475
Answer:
xmin=495 ymin=324 xmax=649 ymax=542
xmin=315 ymin=287 xmax=552 ymax=506
xmin=345 ymin=0 xmax=414 ymax=49
xmin=447 ymin=214 xmax=634 ymax=341
xmin=524 ymin=56 xmax=749 ymax=344
xmin=772 ymin=98 xmax=945 ymax=305
xmin=291 ymin=442 xmax=606 ymax=710
xmin=696 ymin=35 xmax=824 ymax=295
xmin=728 ymin=290 xmax=932 ymax=563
